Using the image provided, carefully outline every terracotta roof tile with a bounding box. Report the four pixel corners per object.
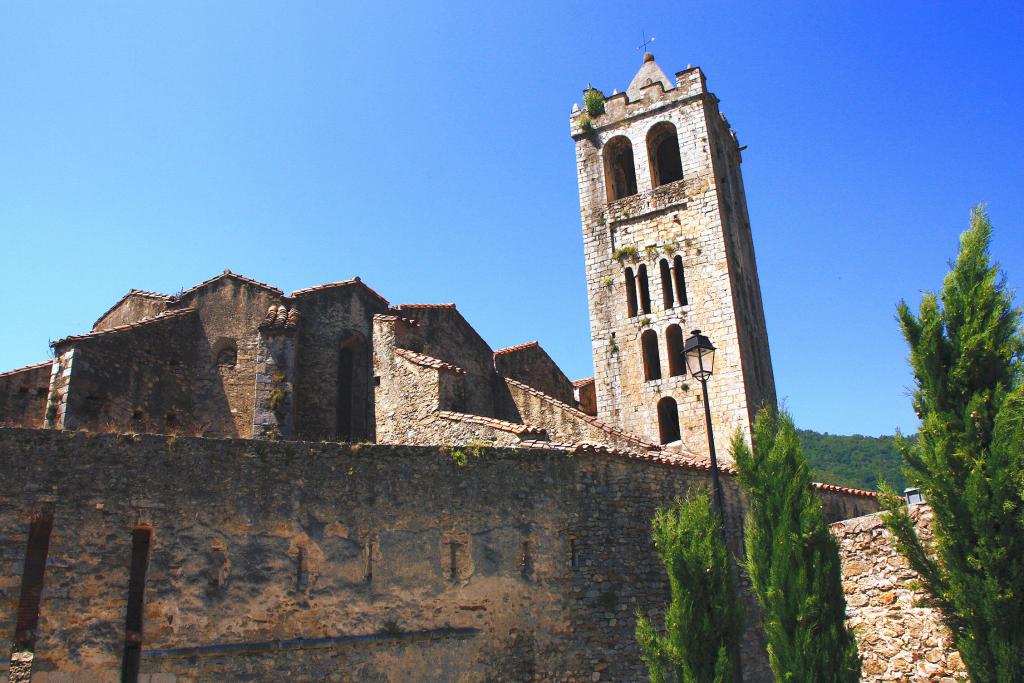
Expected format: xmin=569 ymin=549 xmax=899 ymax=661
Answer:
xmin=572 ymin=377 xmax=595 ymax=388
xmin=290 ymin=277 xmax=390 ymax=306
xmin=811 ymin=482 xmax=878 ymax=498
xmin=52 ymin=308 xmax=198 ymax=347
xmin=392 ymin=303 xmax=457 ymax=310
xmin=394 ymin=348 xmax=466 ymax=375
xmin=372 ymin=313 xmax=420 ymax=327
xmin=177 ymin=270 xmax=284 ymax=299
xmin=0 ymin=360 xmax=53 ymax=379
xmin=436 ymin=411 xmax=548 ymax=438
xmin=493 ymin=341 xmax=539 ymax=356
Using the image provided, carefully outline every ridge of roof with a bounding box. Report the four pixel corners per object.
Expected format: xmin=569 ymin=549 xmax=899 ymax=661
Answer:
xmin=503 ymin=376 xmax=667 ymax=453
xmin=177 ymin=270 xmax=284 ymax=299
xmin=52 ymin=308 xmax=198 ymax=347
xmin=372 ymin=313 xmax=420 ymax=327
xmin=291 ymin=278 xmax=390 ymax=306
xmin=0 ymin=360 xmax=53 ymax=379
xmin=392 ymin=303 xmax=457 ymax=310
xmin=494 ymin=341 xmax=540 ymax=356
xmin=394 ymin=348 xmax=466 ymax=375
xmin=572 ymin=377 xmax=595 ymax=387
xmin=517 ymin=438 xmax=730 ymax=474
xmin=436 ymin=411 xmax=548 ymax=438
xmin=811 ymin=481 xmax=879 ymax=498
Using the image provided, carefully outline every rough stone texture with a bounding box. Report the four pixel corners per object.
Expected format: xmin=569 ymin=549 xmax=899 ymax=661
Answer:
xmin=0 ymin=362 xmax=51 ymax=429
xmin=572 ymin=58 xmax=777 ymax=458
xmin=494 ymin=342 xmax=575 ymax=407
xmin=0 ymin=427 xmax=776 ymax=682
xmin=573 ymin=378 xmax=597 ymax=416
xmin=832 ymin=508 xmax=969 ymax=681
xmin=92 ymin=290 xmax=173 ymax=332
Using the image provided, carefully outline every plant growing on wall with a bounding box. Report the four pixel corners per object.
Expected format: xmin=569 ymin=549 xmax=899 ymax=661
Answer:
xmin=612 ymin=245 xmax=639 ymax=261
xmin=635 ymin=489 xmax=742 ymax=683
xmin=583 ymin=86 xmax=605 ymax=117
xmin=733 ymin=407 xmax=860 ymax=682
xmin=880 ymin=205 xmax=1024 ymax=683
xmin=578 ymin=112 xmax=594 ymax=133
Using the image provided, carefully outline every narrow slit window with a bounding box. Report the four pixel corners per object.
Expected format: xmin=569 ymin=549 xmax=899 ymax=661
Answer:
xmin=658 ymin=396 xmax=681 ymax=444
xmin=660 ymin=259 xmax=674 ymax=309
xmin=121 ymin=526 xmax=152 ymax=683
xmin=637 ymin=264 xmax=652 ymax=315
xmin=641 ymin=330 xmax=661 ymax=381
xmin=673 ymin=255 xmax=688 ymax=306
xmin=14 ymin=512 xmax=54 ymax=652
xmin=666 ymin=325 xmax=685 ymax=377
xmin=624 ymin=268 xmax=638 ymax=318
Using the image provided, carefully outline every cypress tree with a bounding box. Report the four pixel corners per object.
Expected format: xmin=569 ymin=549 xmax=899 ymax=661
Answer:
xmin=733 ymin=408 xmax=860 ymax=682
xmin=882 ymin=205 xmax=1024 ymax=682
xmin=635 ymin=488 xmax=742 ymax=683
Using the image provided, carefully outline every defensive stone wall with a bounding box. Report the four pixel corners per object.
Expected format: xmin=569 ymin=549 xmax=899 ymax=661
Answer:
xmin=0 ymin=427 xmax=774 ymax=682
xmin=832 ymin=508 xmax=968 ymax=681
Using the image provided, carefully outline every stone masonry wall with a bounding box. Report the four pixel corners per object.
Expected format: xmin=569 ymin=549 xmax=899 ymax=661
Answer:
xmin=0 ymin=427 xmax=774 ymax=682
xmin=833 ymin=508 xmax=968 ymax=681
xmin=572 ymin=61 xmax=776 ymax=461
xmin=493 ymin=343 xmax=575 ymax=407
xmin=92 ymin=291 xmax=172 ymax=332
xmin=0 ymin=362 xmax=51 ymax=429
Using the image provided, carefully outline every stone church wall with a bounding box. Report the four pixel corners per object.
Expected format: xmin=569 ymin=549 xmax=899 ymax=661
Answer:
xmin=493 ymin=342 xmax=575 ymax=407
xmin=0 ymin=361 xmax=51 ymax=429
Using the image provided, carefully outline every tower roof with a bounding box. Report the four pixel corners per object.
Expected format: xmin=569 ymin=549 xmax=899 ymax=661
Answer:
xmin=625 ymin=53 xmax=673 ymax=101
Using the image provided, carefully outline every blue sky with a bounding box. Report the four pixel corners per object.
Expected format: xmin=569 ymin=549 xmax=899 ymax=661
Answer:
xmin=1 ymin=1 xmax=1022 ymax=436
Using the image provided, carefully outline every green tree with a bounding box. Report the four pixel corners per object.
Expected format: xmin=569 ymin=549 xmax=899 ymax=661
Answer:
xmin=733 ymin=407 xmax=860 ymax=682
xmin=882 ymin=205 xmax=1024 ymax=682
xmin=635 ymin=488 xmax=742 ymax=683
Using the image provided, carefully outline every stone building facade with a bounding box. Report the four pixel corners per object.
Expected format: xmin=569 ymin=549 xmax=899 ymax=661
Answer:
xmin=571 ymin=54 xmax=775 ymax=457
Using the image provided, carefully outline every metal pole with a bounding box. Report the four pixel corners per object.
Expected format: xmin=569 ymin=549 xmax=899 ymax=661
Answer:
xmin=701 ymin=376 xmax=726 ymax=519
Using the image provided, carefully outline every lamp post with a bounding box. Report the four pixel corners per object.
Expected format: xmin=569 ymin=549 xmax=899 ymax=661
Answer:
xmin=683 ymin=329 xmax=725 ymax=519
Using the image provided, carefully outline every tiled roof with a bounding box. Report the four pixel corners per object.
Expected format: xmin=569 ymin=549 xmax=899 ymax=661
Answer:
xmin=0 ymin=360 xmax=53 ymax=379
xmin=436 ymin=411 xmax=548 ymax=438
xmin=52 ymin=308 xmax=198 ymax=347
xmin=177 ymin=270 xmax=284 ymax=299
xmin=493 ymin=341 xmax=539 ymax=356
xmin=517 ymin=438 xmax=730 ymax=473
xmin=394 ymin=348 xmax=466 ymax=375
xmin=811 ymin=482 xmax=879 ymax=498
xmin=259 ymin=305 xmax=300 ymax=332
xmin=291 ymin=277 xmax=390 ymax=306
xmin=392 ymin=303 xmax=457 ymax=310
xmin=572 ymin=377 xmax=595 ymax=388
xmin=93 ymin=289 xmax=174 ymax=328
xmin=503 ymin=377 xmax=665 ymax=453
xmin=372 ymin=313 xmax=420 ymax=327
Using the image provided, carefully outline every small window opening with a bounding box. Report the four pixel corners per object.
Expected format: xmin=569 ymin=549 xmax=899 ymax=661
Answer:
xmin=121 ymin=526 xmax=152 ymax=683
xmin=666 ymin=325 xmax=685 ymax=377
xmin=35 ymin=387 xmax=47 ymax=398
xmin=673 ymin=255 xmax=688 ymax=306
xmin=569 ymin=538 xmax=579 ymax=569
xmin=364 ymin=537 xmax=375 ymax=583
xmin=448 ymin=540 xmax=461 ymax=581
xmin=18 ymin=386 xmax=29 ymax=395
xmin=296 ymin=546 xmax=308 ymax=590
xmin=215 ymin=339 xmax=237 ymax=368
xmin=624 ymin=268 xmax=638 ymax=318
xmin=165 ymin=412 xmax=177 ymax=428
xmin=520 ymin=541 xmax=533 ymax=579
xmin=14 ymin=512 xmax=54 ymax=652
xmin=603 ymin=136 xmax=638 ymax=201
xmin=637 ymin=264 xmax=651 ymax=315
xmin=647 ymin=122 xmax=683 ymax=187
xmin=336 ymin=344 xmax=355 ymax=441
xmin=659 ymin=259 xmax=674 ymax=309
xmin=641 ymin=330 xmax=661 ymax=381
xmin=131 ymin=410 xmax=144 ymax=422
xmin=658 ymin=397 xmax=681 ymax=444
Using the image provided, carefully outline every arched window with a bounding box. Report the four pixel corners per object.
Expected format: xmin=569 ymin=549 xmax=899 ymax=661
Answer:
xmin=214 ymin=338 xmax=237 ymax=368
xmin=624 ymin=267 xmax=638 ymax=317
xmin=647 ymin=122 xmax=683 ymax=187
xmin=666 ymin=324 xmax=684 ymax=376
xmin=660 ymin=259 xmax=674 ymax=309
xmin=603 ymin=136 xmax=638 ymax=201
xmin=673 ymin=254 xmax=688 ymax=306
xmin=658 ymin=396 xmax=681 ymax=444
xmin=637 ymin=264 xmax=652 ymax=315
xmin=641 ymin=329 xmax=661 ymax=381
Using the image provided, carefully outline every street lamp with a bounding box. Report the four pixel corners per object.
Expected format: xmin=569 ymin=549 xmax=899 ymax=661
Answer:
xmin=683 ymin=329 xmax=725 ymax=518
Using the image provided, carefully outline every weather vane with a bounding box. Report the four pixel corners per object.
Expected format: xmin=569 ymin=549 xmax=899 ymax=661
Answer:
xmin=637 ymin=31 xmax=655 ymax=54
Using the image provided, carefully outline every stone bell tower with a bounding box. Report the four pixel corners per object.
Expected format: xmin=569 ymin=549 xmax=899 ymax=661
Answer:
xmin=571 ymin=54 xmax=776 ymax=458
